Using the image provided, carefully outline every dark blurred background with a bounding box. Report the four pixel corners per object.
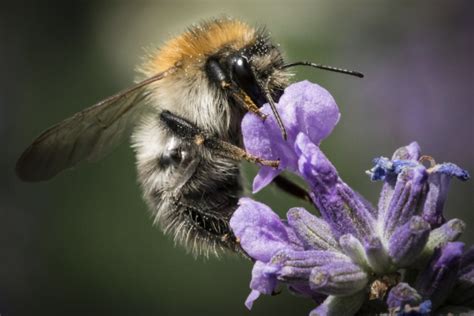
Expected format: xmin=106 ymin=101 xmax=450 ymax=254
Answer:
xmin=1 ymin=1 xmax=473 ymax=315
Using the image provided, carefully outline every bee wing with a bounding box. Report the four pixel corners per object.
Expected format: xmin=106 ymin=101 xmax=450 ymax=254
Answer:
xmin=16 ymin=69 xmax=176 ymax=182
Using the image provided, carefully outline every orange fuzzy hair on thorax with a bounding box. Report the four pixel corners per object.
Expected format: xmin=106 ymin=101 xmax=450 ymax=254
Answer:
xmin=140 ymin=19 xmax=256 ymax=76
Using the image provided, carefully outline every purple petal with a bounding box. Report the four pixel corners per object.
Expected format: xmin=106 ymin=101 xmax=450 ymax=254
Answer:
xmin=417 ymin=218 xmax=465 ymax=266
xmin=296 ymin=133 xmax=375 ymax=242
xmin=366 ymin=157 xmax=419 ymax=181
xmin=242 ymin=113 xmax=283 ymax=193
xmin=416 ymin=242 xmax=464 ymax=309
xmin=381 ymin=165 xmax=428 ymax=240
xmin=271 ymin=249 xmax=350 ymax=282
xmin=375 ymin=143 xmax=422 ymax=222
xmin=431 ymin=162 xmax=470 ymax=181
xmin=339 ymin=234 xmax=368 ymax=268
xmin=287 ymin=207 xmax=339 ymax=251
xmin=422 ymin=162 xmax=470 ymax=228
xmin=366 ymin=156 xmax=393 ymax=182
xmin=295 ymin=133 xmax=338 ymax=194
xmin=392 ymin=142 xmax=422 ymax=161
xmin=245 ymin=290 xmax=261 ymax=310
xmin=249 ymin=261 xmax=280 ymax=295
xmin=426 ymin=218 xmax=465 ymax=252
xmin=241 ymin=109 xmax=275 ymax=160
xmin=388 ymin=216 xmax=430 ymax=267
xmin=421 ymin=171 xmax=450 ymax=228
xmin=276 ymin=80 xmax=340 ymax=145
xmin=309 ymin=261 xmax=368 ymax=296
xmin=245 ymin=260 xmax=281 ymax=310
xmin=364 ymin=236 xmax=391 ymax=274
xmin=252 ymin=166 xmax=281 ymax=193
xmin=241 ymin=81 xmax=340 ymax=191
xmin=230 ymin=198 xmax=294 ymax=262
xmin=386 ymin=282 xmax=422 ymax=309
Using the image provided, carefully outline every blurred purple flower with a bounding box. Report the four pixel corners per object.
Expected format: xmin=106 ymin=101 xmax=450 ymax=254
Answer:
xmin=231 ymin=81 xmax=472 ymax=315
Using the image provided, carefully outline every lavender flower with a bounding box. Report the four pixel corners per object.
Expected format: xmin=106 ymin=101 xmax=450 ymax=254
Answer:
xmin=230 ymin=81 xmax=472 ymax=315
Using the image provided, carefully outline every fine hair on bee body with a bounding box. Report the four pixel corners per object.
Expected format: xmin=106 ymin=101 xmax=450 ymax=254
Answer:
xmin=16 ymin=17 xmax=363 ymax=258
xmin=132 ymin=18 xmax=292 ymax=256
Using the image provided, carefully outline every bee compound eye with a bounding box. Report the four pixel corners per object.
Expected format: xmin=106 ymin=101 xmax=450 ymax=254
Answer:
xmin=232 ymin=56 xmax=252 ymax=84
xmin=230 ymin=54 xmax=266 ymax=107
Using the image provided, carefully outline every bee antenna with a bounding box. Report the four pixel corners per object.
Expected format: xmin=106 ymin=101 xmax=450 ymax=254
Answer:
xmin=281 ymin=61 xmax=364 ymax=78
xmin=262 ymin=78 xmax=287 ymax=140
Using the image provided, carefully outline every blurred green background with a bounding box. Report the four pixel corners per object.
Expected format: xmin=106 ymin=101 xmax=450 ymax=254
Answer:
xmin=1 ymin=1 xmax=473 ymax=315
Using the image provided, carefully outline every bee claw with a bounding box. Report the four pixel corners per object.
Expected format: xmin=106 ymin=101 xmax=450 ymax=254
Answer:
xmin=259 ymin=112 xmax=269 ymax=121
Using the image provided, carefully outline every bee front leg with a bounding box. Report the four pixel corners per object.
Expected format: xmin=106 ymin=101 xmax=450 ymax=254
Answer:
xmin=159 ymin=110 xmax=279 ymax=168
xmin=222 ymin=81 xmax=268 ymax=120
xmin=204 ymin=137 xmax=279 ymax=168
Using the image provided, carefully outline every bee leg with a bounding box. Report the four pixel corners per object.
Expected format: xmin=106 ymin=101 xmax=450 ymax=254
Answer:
xmin=207 ymin=59 xmax=267 ymax=120
xmin=236 ymin=90 xmax=268 ymax=120
xmin=159 ymin=110 xmax=203 ymax=140
xmin=272 ymin=175 xmax=312 ymax=202
xmin=159 ymin=110 xmax=279 ymax=168
xmin=204 ymin=137 xmax=279 ymax=168
xmin=221 ymin=80 xmax=268 ymax=120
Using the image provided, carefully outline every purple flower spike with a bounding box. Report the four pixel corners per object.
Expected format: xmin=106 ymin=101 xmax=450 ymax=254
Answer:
xmin=388 ymin=216 xmax=430 ymax=267
xmin=241 ymin=81 xmax=340 ymax=192
xmin=387 ymin=282 xmax=422 ymax=309
xmin=416 ymin=242 xmax=464 ymax=309
xmin=234 ymin=81 xmax=472 ymax=314
xmin=296 ymin=133 xmax=375 ymax=242
xmin=370 ymin=144 xmax=470 ymax=235
xmin=230 ymin=198 xmax=301 ymax=262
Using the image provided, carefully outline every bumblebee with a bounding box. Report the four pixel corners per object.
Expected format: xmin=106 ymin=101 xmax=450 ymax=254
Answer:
xmin=16 ymin=18 xmax=362 ymax=257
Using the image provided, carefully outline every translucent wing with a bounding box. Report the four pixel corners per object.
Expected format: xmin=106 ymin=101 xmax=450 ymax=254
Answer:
xmin=16 ymin=68 xmax=177 ymax=182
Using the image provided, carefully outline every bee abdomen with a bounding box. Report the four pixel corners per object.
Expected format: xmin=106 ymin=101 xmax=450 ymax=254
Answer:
xmin=171 ymin=195 xmax=240 ymax=255
xmin=177 ymin=199 xmax=232 ymax=235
